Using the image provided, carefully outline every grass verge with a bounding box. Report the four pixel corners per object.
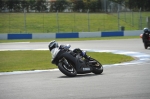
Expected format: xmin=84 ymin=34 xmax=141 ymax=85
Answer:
xmin=0 ymin=12 xmax=149 ymax=33
xmin=0 ymin=50 xmax=134 ymax=72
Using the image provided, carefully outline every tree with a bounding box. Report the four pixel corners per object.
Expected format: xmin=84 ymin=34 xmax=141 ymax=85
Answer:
xmin=83 ymin=0 xmax=102 ymax=12
xmin=97 ymin=0 xmax=102 ymax=12
xmin=73 ymin=0 xmax=85 ymax=12
xmin=113 ymin=0 xmax=150 ymax=11
xmin=0 ymin=0 xmax=4 ymax=12
xmin=110 ymin=0 xmax=125 ymax=5
xmin=35 ymin=0 xmax=45 ymax=12
xmin=29 ymin=0 xmax=36 ymax=10
xmin=7 ymin=0 xmax=15 ymax=12
xmin=144 ymin=0 xmax=150 ymax=11
xmin=13 ymin=0 xmax=21 ymax=12
xmin=89 ymin=0 xmax=97 ymax=12
xmin=52 ymin=0 xmax=68 ymax=12
xmin=20 ymin=0 xmax=28 ymax=12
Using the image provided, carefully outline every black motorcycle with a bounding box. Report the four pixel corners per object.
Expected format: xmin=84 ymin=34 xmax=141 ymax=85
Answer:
xmin=140 ymin=33 xmax=150 ymax=49
xmin=50 ymin=47 xmax=103 ymax=77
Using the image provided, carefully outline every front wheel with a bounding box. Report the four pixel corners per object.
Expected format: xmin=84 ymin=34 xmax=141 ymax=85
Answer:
xmin=58 ymin=58 xmax=77 ymax=77
xmin=90 ymin=58 xmax=103 ymax=74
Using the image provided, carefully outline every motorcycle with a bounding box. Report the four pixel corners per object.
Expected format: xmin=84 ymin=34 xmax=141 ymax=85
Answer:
xmin=140 ymin=33 xmax=150 ymax=49
xmin=49 ymin=45 xmax=103 ymax=77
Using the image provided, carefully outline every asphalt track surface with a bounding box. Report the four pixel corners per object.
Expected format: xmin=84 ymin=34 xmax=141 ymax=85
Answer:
xmin=0 ymin=39 xmax=150 ymax=99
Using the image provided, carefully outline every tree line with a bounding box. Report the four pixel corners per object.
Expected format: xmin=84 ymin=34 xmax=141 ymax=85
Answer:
xmin=111 ymin=0 xmax=150 ymax=11
xmin=0 ymin=0 xmax=149 ymax=13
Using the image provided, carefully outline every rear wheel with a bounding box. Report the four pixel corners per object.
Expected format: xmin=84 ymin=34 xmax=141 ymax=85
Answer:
xmin=144 ymin=42 xmax=148 ymax=49
xmin=58 ymin=58 xmax=77 ymax=77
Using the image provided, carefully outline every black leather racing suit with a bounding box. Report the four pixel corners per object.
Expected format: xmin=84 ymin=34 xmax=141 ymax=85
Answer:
xmin=59 ymin=45 xmax=89 ymax=59
xmin=142 ymin=31 xmax=150 ymax=43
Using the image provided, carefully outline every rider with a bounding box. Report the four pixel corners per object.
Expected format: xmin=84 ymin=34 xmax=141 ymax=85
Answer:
xmin=48 ymin=40 xmax=90 ymax=59
xmin=142 ymin=28 xmax=150 ymax=48
xmin=142 ymin=27 xmax=150 ymax=43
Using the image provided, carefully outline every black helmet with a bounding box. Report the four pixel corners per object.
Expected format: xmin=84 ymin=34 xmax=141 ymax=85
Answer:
xmin=143 ymin=28 xmax=148 ymax=33
xmin=48 ymin=40 xmax=58 ymax=51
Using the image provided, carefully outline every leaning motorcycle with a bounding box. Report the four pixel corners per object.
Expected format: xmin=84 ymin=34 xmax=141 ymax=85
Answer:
xmin=49 ymin=47 xmax=103 ymax=77
xmin=140 ymin=34 xmax=150 ymax=49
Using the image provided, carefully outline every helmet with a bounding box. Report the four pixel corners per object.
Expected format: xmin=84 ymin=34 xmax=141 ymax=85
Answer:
xmin=48 ymin=40 xmax=58 ymax=51
xmin=143 ymin=28 xmax=148 ymax=33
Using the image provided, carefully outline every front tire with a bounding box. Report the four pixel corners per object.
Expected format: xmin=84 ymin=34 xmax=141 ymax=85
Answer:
xmin=90 ymin=58 xmax=103 ymax=74
xmin=58 ymin=59 xmax=77 ymax=77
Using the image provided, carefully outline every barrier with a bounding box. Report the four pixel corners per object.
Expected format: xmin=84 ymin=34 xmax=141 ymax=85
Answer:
xmin=8 ymin=34 xmax=32 ymax=39
xmin=0 ymin=34 xmax=7 ymax=40
xmin=32 ymin=33 xmax=55 ymax=39
xmin=56 ymin=33 xmax=78 ymax=38
xmin=0 ymin=30 xmax=142 ymax=40
xmin=101 ymin=31 xmax=124 ymax=37
xmin=79 ymin=32 xmax=101 ymax=38
xmin=124 ymin=30 xmax=143 ymax=36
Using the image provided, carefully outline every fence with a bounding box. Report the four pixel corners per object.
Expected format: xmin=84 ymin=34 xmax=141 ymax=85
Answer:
xmin=0 ymin=0 xmax=149 ymax=33
xmin=108 ymin=4 xmax=148 ymax=31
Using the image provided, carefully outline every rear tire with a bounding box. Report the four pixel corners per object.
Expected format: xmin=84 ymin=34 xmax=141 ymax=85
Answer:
xmin=144 ymin=42 xmax=148 ymax=49
xmin=58 ymin=60 xmax=77 ymax=77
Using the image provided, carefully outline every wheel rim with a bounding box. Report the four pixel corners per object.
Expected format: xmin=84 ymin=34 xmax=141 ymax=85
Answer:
xmin=91 ymin=59 xmax=103 ymax=70
xmin=94 ymin=64 xmax=102 ymax=70
xmin=62 ymin=64 xmax=76 ymax=74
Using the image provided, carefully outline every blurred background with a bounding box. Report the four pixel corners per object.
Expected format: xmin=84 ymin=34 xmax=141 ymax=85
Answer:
xmin=0 ymin=0 xmax=150 ymax=33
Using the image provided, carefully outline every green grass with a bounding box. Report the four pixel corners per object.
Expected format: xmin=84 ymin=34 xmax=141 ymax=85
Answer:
xmin=0 ymin=50 xmax=134 ymax=72
xmin=0 ymin=36 xmax=139 ymax=43
xmin=0 ymin=12 xmax=149 ymax=33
